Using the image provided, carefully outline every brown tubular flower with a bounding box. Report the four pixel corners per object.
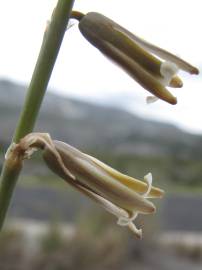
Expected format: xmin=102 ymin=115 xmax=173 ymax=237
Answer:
xmin=15 ymin=133 xmax=164 ymax=239
xmin=70 ymin=11 xmax=199 ymax=105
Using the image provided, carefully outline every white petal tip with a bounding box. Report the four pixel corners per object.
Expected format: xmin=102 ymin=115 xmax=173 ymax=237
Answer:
xmin=161 ymin=61 xmax=179 ymax=77
xmin=144 ymin=172 xmax=152 ymax=184
xmin=117 ymin=215 xmax=142 ymax=239
xmin=128 ymin=223 xmax=143 ymax=239
xmin=144 ymin=172 xmax=153 ymax=197
xmin=117 ymin=217 xmax=130 ymax=226
xmin=146 ymin=96 xmax=159 ymax=104
xmin=160 ymin=61 xmax=179 ymax=86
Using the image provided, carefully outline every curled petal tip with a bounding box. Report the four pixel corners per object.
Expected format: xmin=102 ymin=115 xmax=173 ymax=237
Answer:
xmin=128 ymin=223 xmax=143 ymax=239
xmin=143 ymin=172 xmax=153 ymax=197
xmin=135 ymin=231 xmax=143 ymax=240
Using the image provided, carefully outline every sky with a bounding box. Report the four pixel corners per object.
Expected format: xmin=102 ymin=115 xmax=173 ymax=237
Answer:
xmin=0 ymin=0 xmax=202 ymax=134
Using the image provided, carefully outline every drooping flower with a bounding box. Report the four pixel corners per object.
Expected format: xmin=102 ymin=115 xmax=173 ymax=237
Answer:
xmin=14 ymin=133 xmax=164 ymax=238
xmin=70 ymin=11 xmax=199 ymax=105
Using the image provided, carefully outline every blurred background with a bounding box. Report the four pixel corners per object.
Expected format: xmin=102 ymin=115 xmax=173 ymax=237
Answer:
xmin=0 ymin=0 xmax=202 ymax=269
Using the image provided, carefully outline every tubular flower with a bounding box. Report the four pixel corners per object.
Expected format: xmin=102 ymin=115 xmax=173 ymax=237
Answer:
xmin=14 ymin=133 xmax=164 ymax=238
xmin=70 ymin=11 xmax=199 ymax=105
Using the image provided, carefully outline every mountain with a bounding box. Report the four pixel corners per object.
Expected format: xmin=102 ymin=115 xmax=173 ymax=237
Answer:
xmin=1 ymin=79 xmax=202 ymax=158
xmin=0 ymin=79 xmax=202 ymax=186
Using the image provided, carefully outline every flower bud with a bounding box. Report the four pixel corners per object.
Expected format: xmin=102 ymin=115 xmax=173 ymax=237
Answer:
xmin=71 ymin=11 xmax=199 ymax=105
xmin=17 ymin=133 xmax=164 ymax=238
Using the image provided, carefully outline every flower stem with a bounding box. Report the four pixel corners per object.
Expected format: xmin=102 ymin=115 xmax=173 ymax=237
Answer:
xmin=0 ymin=0 xmax=75 ymax=230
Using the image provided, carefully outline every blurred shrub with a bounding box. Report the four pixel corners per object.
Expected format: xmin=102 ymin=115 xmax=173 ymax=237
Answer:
xmin=1 ymin=209 xmax=202 ymax=270
xmin=0 ymin=229 xmax=26 ymax=270
xmin=40 ymin=222 xmax=65 ymax=253
xmin=33 ymin=210 xmax=149 ymax=270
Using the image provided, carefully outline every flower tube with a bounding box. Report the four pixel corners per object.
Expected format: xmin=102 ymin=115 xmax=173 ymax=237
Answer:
xmin=14 ymin=133 xmax=164 ymax=238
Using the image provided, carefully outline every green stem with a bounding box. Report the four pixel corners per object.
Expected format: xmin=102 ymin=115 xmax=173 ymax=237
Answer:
xmin=0 ymin=162 xmax=22 ymax=229
xmin=0 ymin=0 xmax=75 ymax=230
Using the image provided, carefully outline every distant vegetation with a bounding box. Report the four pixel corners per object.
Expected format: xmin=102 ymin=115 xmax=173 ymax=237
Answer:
xmin=1 ymin=216 xmax=202 ymax=269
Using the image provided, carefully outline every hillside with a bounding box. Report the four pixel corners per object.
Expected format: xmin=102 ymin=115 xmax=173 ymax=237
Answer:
xmin=0 ymin=79 xmax=202 ymax=155
xmin=0 ymin=79 xmax=201 ymax=186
